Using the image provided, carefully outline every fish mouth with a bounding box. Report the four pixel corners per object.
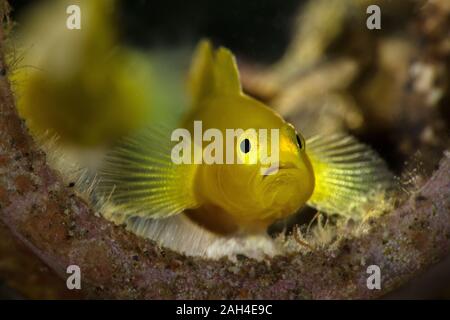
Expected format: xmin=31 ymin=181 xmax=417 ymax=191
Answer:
xmin=262 ymin=162 xmax=297 ymax=177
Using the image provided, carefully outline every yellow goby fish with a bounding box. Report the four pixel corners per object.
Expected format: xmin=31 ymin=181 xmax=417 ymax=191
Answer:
xmin=94 ymin=40 xmax=391 ymax=238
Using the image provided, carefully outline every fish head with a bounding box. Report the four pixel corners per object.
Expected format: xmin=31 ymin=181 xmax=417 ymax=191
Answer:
xmin=198 ymin=96 xmax=315 ymax=227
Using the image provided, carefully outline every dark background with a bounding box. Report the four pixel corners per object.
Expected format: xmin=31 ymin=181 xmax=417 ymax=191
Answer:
xmin=10 ymin=0 xmax=303 ymax=63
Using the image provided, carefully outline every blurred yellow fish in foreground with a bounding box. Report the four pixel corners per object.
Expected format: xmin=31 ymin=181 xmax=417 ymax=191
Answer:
xmin=7 ymin=0 xmax=174 ymax=147
xmin=92 ymin=41 xmax=392 ymax=242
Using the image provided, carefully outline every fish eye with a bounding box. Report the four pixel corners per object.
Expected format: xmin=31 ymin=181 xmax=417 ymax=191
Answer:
xmin=296 ymin=134 xmax=303 ymax=149
xmin=240 ymin=138 xmax=251 ymax=153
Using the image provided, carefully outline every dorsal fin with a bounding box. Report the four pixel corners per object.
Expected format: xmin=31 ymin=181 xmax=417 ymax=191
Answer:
xmin=188 ymin=40 xmax=242 ymax=105
xmin=213 ymin=47 xmax=242 ymax=94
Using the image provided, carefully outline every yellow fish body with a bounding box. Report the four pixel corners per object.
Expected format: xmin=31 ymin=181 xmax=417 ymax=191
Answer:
xmin=94 ymin=41 xmax=391 ymax=240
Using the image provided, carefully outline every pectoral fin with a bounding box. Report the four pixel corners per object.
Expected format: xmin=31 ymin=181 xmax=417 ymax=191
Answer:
xmin=305 ymin=134 xmax=393 ymax=218
xmin=91 ymin=126 xmax=199 ymax=224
